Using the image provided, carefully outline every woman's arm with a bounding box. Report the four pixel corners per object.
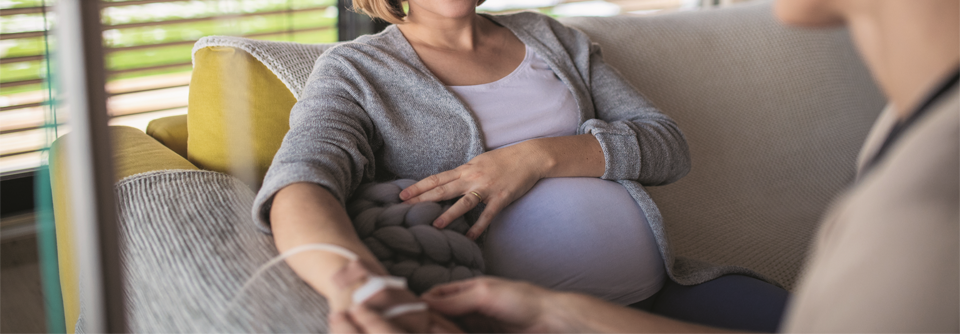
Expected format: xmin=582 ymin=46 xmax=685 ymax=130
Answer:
xmin=530 ymin=133 xmax=606 ymax=179
xmin=270 ymin=182 xmax=388 ymax=311
xmin=255 ymin=53 xmax=387 ymax=309
xmin=579 ymin=38 xmax=691 ymax=186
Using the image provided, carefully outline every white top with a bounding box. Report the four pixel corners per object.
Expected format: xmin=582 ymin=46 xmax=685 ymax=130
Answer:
xmin=447 ymin=47 xmax=665 ymax=304
xmin=449 ymin=46 xmax=579 ymax=149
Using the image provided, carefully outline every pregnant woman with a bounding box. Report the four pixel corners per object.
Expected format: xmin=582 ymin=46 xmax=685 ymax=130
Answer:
xmin=251 ymin=0 xmax=691 ymax=325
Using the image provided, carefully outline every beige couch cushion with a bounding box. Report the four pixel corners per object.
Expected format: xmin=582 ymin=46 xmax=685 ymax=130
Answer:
xmin=562 ymin=1 xmax=884 ymax=290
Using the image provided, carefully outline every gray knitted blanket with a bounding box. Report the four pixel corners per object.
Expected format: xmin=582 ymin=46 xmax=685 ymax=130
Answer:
xmin=78 ymin=170 xmax=329 ymax=333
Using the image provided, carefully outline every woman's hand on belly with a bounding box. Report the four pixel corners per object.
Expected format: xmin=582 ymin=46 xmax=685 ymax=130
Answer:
xmin=399 ymin=140 xmax=546 ymax=239
xmin=399 ymin=134 xmax=605 ymax=239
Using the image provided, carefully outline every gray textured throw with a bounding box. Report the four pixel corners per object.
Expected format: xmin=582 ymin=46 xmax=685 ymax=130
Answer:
xmin=348 ymin=179 xmax=484 ymax=293
xmin=78 ymin=170 xmax=328 ymax=333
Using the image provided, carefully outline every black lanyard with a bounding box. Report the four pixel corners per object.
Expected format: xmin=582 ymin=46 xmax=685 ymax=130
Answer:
xmin=862 ymin=69 xmax=960 ymax=174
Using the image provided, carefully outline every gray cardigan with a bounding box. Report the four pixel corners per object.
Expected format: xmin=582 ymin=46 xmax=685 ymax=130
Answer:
xmin=253 ymin=11 xmax=691 ymax=266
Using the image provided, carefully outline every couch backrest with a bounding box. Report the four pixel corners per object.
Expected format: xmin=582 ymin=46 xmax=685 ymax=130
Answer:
xmin=192 ymin=36 xmax=338 ymax=99
xmin=562 ymin=1 xmax=884 ymax=289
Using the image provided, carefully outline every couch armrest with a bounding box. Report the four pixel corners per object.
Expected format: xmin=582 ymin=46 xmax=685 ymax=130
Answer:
xmin=146 ymin=114 xmax=188 ymax=159
xmin=49 ymin=125 xmax=198 ymax=332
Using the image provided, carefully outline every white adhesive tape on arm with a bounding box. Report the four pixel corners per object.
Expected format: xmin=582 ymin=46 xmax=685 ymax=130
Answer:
xmin=381 ymin=302 xmax=428 ymax=319
xmin=352 ymin=275 xmax=408 ymax=305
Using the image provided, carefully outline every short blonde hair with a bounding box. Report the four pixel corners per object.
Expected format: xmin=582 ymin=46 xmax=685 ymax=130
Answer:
xmin=352 ymin=0 xmax=486 ymax=25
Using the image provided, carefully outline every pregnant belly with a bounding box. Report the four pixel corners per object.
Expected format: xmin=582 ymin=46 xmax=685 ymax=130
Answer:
xmin=481 ymin=177 xmax=665 ymax=304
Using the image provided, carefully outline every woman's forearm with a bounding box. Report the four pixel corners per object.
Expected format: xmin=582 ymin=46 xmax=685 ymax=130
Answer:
xmin=527 ymin=134 xmax=605 ymax=179
xmin=270 ymin=182 xmax=387 ymax=311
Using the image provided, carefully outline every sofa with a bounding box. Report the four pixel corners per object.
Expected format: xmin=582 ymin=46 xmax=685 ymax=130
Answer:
xmin=50 ymin=1 xmax=885 ymax=331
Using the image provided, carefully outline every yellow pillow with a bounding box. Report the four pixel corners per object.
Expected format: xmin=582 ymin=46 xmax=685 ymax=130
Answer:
xmin=146 ymin=114 xmax=188 ymax=159
xmin=187 ymin=46 xmax=297 ymax=188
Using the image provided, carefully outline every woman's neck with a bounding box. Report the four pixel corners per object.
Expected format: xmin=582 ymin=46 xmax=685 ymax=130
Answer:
xmin=396 ymin=5 xmax=490 ymax=52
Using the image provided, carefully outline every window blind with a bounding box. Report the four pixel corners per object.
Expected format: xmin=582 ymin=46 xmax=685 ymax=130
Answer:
xmin=0 ymin=0 xmax=337 ymax=174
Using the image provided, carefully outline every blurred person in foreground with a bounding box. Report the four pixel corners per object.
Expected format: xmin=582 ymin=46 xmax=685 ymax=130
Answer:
xmin=331 ymin=0 xmax=959 ymax=332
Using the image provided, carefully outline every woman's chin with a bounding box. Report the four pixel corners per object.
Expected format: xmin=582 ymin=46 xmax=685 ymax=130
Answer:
xmin=407 ymin=1 xmax=479 ymax=21
xmin=422 ymin=9 xmax=477 ymax=21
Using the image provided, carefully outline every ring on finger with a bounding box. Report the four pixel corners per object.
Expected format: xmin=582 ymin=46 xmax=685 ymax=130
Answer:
xmin=469 ymin=191 xmax=483 ymax=202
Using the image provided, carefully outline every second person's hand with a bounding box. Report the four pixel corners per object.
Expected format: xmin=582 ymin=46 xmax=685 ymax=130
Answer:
xmin=420 ymin=276 xmax=579 ymax=333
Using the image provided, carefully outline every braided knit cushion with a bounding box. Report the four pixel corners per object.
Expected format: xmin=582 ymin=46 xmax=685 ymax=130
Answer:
xmin=347 ymin=179 xmax=484 ymax=293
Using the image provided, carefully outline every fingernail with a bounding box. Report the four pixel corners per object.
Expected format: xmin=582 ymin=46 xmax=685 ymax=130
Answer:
xmin=432 ymin=219 xmax=443 ymax=228
xmin=399 ymin=191 xmax=408 ymax=200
